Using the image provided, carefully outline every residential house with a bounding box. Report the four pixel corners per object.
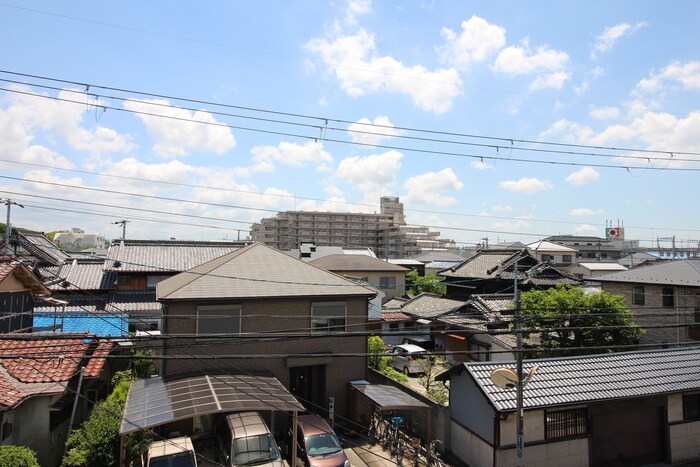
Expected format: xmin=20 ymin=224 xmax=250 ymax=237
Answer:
xmin=0 ymin=256 xmax=51 ymax=333
xmin=618 ymin=251 xmax=664 ymax=269
xmin=0 ymin=335 xmax=116 ymax=467
xmin=437 ymin=347 xmax=700 ymax=467
xmin=437 ymin=294 xmax=525 ymax=365
xmin=309 ymin=254 xmax=408 ymax=303
xmin=591 ymin=258 xmax=700 ymax=345
xmin=569 ymin=261 xmax=628 ymax=279
xmin=438 ymin=249 xmax=581 ymax=301
xmin=156 ymin=242 xmax=376 ymax=418
xmin=526 ymin=240 xmax=577 ymax=268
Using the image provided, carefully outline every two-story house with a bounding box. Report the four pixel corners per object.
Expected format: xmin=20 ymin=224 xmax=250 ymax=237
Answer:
xmin=156 ymin=242 xmax=376 ymax=419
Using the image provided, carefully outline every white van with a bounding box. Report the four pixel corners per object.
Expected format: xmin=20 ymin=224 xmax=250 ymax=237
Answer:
xmin=216 ymin=412 xmax=284 ymax=467
xmin=146 ymin=435 xmax=198 ymax=467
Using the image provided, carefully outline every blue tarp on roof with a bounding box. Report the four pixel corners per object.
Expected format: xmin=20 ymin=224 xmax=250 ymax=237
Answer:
xmin=33 ymin=311 xmax=128 ymax=337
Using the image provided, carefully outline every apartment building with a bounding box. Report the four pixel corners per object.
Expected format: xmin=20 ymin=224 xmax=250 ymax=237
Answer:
xmin=250 ymin=196 xmax=456 ymax=258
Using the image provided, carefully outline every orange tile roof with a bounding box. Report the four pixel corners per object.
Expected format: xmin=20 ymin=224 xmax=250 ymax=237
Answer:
xmin=0 ymin=335 xmax=115 ymax=409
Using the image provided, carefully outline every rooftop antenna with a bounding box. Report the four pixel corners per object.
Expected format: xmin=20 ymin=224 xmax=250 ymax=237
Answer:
xmin=113 ymin=219 xmax=130 ymax=241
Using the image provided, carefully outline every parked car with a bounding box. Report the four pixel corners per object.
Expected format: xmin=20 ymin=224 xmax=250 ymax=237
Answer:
xmin=289 ymin=413 xmax=350 ymax=467
xmin=146 ymin=435 xmax=198 ymax=467
xmin=215 ymin=412 xmax=284 ymax=467
xmin=388 ymin=344 xmax=430 ymax=375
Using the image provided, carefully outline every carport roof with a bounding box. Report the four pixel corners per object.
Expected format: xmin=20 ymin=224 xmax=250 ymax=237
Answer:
xmin=359 ymin=384 xmax=429 ymax=410
xmin=120 ymin=374 xmax=305 ymax=435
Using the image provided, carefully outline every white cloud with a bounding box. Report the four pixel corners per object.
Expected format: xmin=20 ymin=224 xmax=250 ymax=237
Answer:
xmin=493 ymin=39 xmax=570 ymax=75
xmin=403 ymin=168 xmax=463 ymax=206
xmin=437 ymin=16 xmax=506 ymax=70
xmin=492 ymin=205 xmax=513 ymax=212
xmin=123 ymin=98 xmax=236 ymax=158
xmin=539 ymin=118 xmax=596 ymax=144
xmin=566 ymin=167 xmax=600 ymax=186
xmin=305 ymin=29 xmax=462 ymax=114
xmin=98 ymin=158 xmax=196 ymax=193
xmin=471 ymin=160 xmax=493 ymax=170
xmin=1 ymin=85 xmax=134 ymax=159
xmin=348 ymin=116 xmax=401 ymax=145
xmin=251 ymin=141 xmax=333 ymax=169
xmin=334 ymin=150 xmax=403 ymax=193
xmin=591 ymin=21 xmax=647 ymax=60
xmin=345 ymin=0 xmax=371 ymax=25
xmin=569 ymin=208 xmax=604 ymax=217
xmin=492 ymin=39 xmax=570 ymax=91
xmin=635 ymin=61 xmax=700 ymax=96
xmin=574 ymin=66 xmax=604 ymax=95
xmin=499 ymin=177 xmax=553 ymax=194
xmin=529 ymin=71 xmax=571 ymax=91
xmin=589 ymin=106 xmax=620 ymax=120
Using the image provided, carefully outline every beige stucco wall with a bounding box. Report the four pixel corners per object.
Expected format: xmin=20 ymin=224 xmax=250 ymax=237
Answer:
xmin=495 ymin=437 xmax=589 ymax=467
xmin=332 ymin=270 xmax=405 ymax=303
xmin=668 ymin=393 xmax=700 ymax=463
xmin=2 ymin=394 xmax=69 ymax=467
xmin=161 ymin=296 xmax=369 ymax=417
xmin=449 ymin=420 xmax=493 ymax=467
xmin=0 ymin=273 xmax=24 ymax=292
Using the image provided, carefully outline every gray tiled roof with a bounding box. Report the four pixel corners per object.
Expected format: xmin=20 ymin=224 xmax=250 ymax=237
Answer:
xmin=439 ymin=249 xmax=533 ymax=278
xmin=43 ymin=259 xmax=108 ymax=290
xmin=105 ymin=240 xmax=246 ymax=272
xmin=399 ymin=293 xmax=467 ymax=318
xmin=593 ymin=258 xmax=700 ymax=286
xmin=310 ymin=254 xmax=408 ymax=272
xmin=157 ymin=243 xmax=377 ymax=300
xmin=15 ymin=229 xmax=71 ymax=266
xmin=443 ymin=346 xmax=700 ymax=412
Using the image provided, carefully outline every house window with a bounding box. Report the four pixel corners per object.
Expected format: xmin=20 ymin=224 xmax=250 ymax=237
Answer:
xmin=633 ymin=286 xmax=645 ymax=306
xmin=683 ymin=392 xmax=700 ymax=421
xmin=545 ymin=407 xmax=588 ymax=440
xmin=197 ymin=305 xmax=241 ymax=338
xmin=662 ymin=287 xmax=675 ymax=307
xmin=147 ymin=275 xmax=166 ymax=289
xmin=562 ymin=255 xmax=572 ymax=263
xmin=311 ymin=302 xmax=346 ymax=332
xmin=117 ymin=275 xmax=131 ymax=285
xmin=468 ymin=340 xmax=490 ymax=361
xmin=388 ymin=322 xmax=399 ymax=330
xmin=379 ymin=276 xmax=396 ymax=289
xmin=541 ymin=254 xmax=553 ymax=262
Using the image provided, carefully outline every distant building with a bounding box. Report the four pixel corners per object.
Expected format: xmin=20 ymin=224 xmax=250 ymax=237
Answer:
xmin=544 ymin=235 xmax=624 ymax=261
xmin=250 ymin=196 xmax=457 ymax=258
xmin=53 ymin=228 xmax=108 ymax=252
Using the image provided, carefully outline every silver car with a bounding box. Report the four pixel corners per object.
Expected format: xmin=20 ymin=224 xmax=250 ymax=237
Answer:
xmin=388 ymin=344 xmax=429 ymax=375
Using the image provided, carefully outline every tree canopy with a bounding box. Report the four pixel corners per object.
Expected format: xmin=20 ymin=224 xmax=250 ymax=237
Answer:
xmin=406 ymin=269 xmax=446 ymax=296
xmin=518 ymin=285 xmax=643 ymax=357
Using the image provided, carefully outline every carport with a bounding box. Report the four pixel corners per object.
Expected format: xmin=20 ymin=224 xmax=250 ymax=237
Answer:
xmin=349 ymin=382 xmax=432 ymax=440
xmin=119 ymin=373 xmax=306 ymax=466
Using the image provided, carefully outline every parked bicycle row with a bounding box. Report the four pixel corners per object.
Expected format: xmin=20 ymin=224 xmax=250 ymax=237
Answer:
xmin=367 ymin=410 xmax=450 ymax=467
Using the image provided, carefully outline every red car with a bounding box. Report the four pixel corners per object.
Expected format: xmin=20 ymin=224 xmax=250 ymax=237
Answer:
xmin=290 ymin=414 xmax=350 ymax=467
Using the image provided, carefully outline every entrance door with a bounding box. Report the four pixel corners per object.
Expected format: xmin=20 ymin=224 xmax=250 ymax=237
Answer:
xmin=289 ymin=365 xmax=326 ymax=415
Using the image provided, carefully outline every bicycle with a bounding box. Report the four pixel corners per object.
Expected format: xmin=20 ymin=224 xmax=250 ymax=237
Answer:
xmin=427 ymin=439 xmax=450 ymax=467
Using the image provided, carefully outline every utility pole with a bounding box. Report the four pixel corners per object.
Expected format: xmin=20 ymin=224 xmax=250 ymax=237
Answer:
xmin=2 ymin=198 xmax=24 ymax=254
xmin=514 ymin=256 xmax=524 ymax=467
xmin=113 ymin=219 xmax=130 ymax=240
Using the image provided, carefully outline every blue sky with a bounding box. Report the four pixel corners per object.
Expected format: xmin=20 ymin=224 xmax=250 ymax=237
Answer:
xmin=1 ymin=1 xmax=699 ymax=249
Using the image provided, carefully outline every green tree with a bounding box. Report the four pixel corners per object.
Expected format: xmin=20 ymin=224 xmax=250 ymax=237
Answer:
xmin=0 ymin=446 xmax=40 ymax=467
xmin=368 ymin=336 xmax=390 ymax=370
xmin=61 ymin=373 xmax=150 ymax=467
xmin=519 ymin=285 xmax=644 ymax=357
xmin=419 ymin=355 xmax=449 ymax=405
xmin=405 ymin=269 xmax=446 ymax=296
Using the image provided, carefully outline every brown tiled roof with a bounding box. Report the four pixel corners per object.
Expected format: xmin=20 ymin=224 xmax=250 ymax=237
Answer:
xmin=381 ymin=312 xmax=410 ymax=321
xmin=0 ymin=336 xmax=114 ymax=409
